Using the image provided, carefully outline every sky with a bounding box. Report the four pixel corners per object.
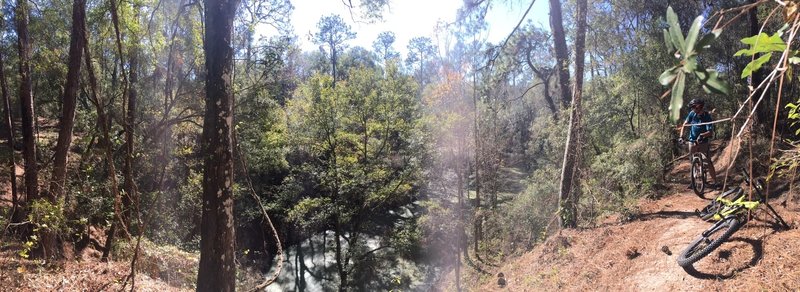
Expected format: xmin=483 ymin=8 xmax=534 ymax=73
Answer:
xmin=278 ymin=0 xmax=550 ymax=55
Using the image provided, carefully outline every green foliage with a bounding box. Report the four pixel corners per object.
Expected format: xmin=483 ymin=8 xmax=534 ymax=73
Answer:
xmin=735 ymin=32 xmax=787 ymax=78
xmin=312 ymin=14 xmax=357 ymax=55
xmin=20 ymin=199 xmax=68 ymax=259
xmin=584 ymin=134 xmax=669 ymax=218
xmin=27 ymin=199 xmax=67 ymax=235
xmin=735 ymin=32 xmax=787 ymax=56
xmin=287 ymin=197 xmax=334 ymax=230
xmin=283 ymin=62 xmax=425 ymax=288
xmin=485 ymin=168 xmax=560 ymax=254
xmin=660 ymin=6 xmax=730 ymax=123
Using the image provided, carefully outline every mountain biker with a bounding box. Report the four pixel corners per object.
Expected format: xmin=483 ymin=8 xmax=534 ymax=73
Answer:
xmin=678 ymin=98 xmax=720 ymax=189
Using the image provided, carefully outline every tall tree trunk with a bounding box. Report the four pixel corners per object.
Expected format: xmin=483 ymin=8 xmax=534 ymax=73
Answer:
xmin=197 ymin=0 xmax=238 ymax=289
xmin=332 ymin=47 xmax=338 ymax=88
xmin=457 ymin=160 xmax=467 ymax=260
xmin=334 ymin=220 xmax=348 ymax=291
xmin=109 ymin=0 xmax=136 ymax=224
xmin=456 ymin=160 xmax=464 ymax=291
xmin=548 ymin=0 xmax=572 ymax=108
xmin=123 ymin=51 xmax=137 ymax=226
xmin=16 ymin=0 xmax=37 ymax=208
xmin=16 ymin=0 xmax=52 ymax=258
xmin=0 ymin=37 xmax=19 ymax=224
xmin=82 ymin=33 xmax=128 ymax=261
xmin=472 ymin=71 xmax=481 ymax=256
xmin=50 ymin=0 xmax=86 ymax=202
xmin=557 ymin=0 xmax=587 ymax=229
xmin=455 ymin=250 xmax=461 ymax=292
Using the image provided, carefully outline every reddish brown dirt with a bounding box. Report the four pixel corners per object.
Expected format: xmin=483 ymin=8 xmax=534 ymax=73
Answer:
xmin=464 ymin=139 xmax=800 ymax=291
xmin=471 ymin=188 xmax=800 ymax=291
xmin=0 ymin=248 xmax=191 ymax=291
xmin=0 ymin=163 xmax=22 ymax=207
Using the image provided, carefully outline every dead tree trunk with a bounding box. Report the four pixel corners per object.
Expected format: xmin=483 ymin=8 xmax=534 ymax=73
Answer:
xmin=196 ymin=0 xmax=239 ymax=289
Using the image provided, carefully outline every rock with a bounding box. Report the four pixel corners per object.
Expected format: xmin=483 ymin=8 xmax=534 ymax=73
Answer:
xmin=497 ymin=272 xmax=506 ymax=288
xmin=661 ymin=245 xmax=672 ymax=255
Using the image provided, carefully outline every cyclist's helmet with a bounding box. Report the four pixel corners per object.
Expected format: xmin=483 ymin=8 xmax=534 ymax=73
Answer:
xmin=688 ymin=98 xmax=705 ymax=108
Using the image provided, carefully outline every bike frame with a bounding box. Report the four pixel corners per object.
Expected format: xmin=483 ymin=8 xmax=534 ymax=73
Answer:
xmin=707 ymin=190 xmax=760 ymax=221
xmin=702 ymin=169 xmax=789 ymax=228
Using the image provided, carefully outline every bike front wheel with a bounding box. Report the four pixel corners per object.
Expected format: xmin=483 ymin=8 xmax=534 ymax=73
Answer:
xmin=690 ymin=156 xmax=707 ymax=198
xmin=676 ymin=216 xmax=742 ymax=267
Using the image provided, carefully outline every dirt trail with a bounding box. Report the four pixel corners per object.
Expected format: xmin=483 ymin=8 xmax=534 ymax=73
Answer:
xmin=469 ymin=139 xmax=800 ymax=291
xmin=474 ymin=187 xmax=800 ymax=291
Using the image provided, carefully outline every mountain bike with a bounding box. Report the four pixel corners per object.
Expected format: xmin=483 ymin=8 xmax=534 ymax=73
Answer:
xmin=678 ymin=138 xmax=711 ymax=198
xmin=676 ymin=168 xmax=790 ymax=267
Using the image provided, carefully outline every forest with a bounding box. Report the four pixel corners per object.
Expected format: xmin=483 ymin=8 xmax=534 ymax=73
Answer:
xmin=0 ymin=0 xmax=799 ymax=291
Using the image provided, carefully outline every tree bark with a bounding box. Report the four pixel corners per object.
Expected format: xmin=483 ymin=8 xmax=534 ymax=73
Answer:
xmin=16 ymin=0 xmax=37 ymax=206
xmin=110 ymin=0 xmax=137 ymax=225
xmin=50 ymin=0 xmax=86 ymax=202
xmin=14 ymin=0 xmax=54 ymax=259
xmin=456 ymin=159 xmax=465 ymax=291
xmin=557 ymin=0 xmax=587 ymax=229
xmin=332 ymin=45 xmax=338 ymax=88
xmin=334 ymin=220 xmax=347 ymax=291
xmin=527 ymin=61 xmax=558 ymax=120
xmin=196 ymin=0 xmax=239 ymax=289
xmin=0 ymin=35 xmax=19 ymax=224
xmin=123 ymin=51 xmax=137 ymax=226
xmin=82 ymin=30 xmax=128 ymax=261
xmin=548 ymin=0 xmax=572 ymax=108
xmin=472 ymin=70 xmax=482 ymax=256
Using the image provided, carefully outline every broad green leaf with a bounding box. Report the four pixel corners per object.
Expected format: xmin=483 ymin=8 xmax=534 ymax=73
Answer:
xmin=741 ymin=53 xmax=772 ymax=78
xmin=682 ymin=57 xmax=698 ymax=73
xmin=695 ymin=69 xmax=731 ymax=95
xmin=667 ymin=7 xmax=685 ymax=56
xmin=663 ymin=28 xmax=674 ymax=52
xmin=789 ymin=56 xmax=800 ymax=64
xmin=733 ymin=48 xmax=749 ymax=56
xmin=669 ymin=71 xmax=686 ymax=123
xmin=658 ymin=66 xmax=679 ymax=85
xmin=695 ymin=29 xmax=722 ymax=52
xmin=735 ymin=33 xmax=786 ymax=56
xmin=684 ymin=16 xmax=704 ymax=55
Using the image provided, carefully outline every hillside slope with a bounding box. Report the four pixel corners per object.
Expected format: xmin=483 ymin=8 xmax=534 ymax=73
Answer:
xmin=476 ymin=188 xmax=800 ymax=291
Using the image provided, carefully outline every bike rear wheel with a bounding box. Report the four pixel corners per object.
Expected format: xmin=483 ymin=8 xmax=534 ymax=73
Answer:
xmin=691 ymin=156 xmax=707 ymax=198
xmin=676 ymin=216 xmax=742 ymax=267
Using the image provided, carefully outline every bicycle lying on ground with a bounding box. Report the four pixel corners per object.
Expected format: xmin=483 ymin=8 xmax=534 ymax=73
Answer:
xmin=678 ymin=138 xmax=711 ymax=198
xmin=676 ymin=168 xmax=790 ymax=267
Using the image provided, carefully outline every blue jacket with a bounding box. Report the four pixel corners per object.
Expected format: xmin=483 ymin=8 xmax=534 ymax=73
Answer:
xmin=685 ymin=111 xmax=713 ymax=143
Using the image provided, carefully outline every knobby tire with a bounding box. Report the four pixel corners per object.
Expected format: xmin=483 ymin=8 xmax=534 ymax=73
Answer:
xmin=676 ymin=217 xmax=742 ymax=267
xmin=691 ymin=156 xmax=706 ymax=198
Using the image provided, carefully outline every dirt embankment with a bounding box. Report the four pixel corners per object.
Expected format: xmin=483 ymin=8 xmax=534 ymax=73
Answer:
xmin=470 ymin=139 xmax=800 ymax=291
xmin=475 ymin=189 xmax=800 ymax=291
